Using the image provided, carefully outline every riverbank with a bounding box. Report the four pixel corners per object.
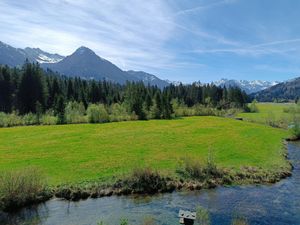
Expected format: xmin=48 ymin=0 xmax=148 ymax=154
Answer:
xmin=7 ymin=140 xmax=298 ymax=225
xmin=0 ymin=116 xmax=292 ymax=212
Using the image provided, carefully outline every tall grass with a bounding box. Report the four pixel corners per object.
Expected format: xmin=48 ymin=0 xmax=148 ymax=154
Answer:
xmin=0 ymin=167 xmax=50 ymax=211
xmin=122 ymin=168 xmax=167 ymax=194
xmin=178 ymin=151 xmax=223 ymax=181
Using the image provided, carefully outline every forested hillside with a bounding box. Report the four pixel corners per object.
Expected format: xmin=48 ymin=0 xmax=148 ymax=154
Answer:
xmin=252 ymin=78 xmax=300 ymax=102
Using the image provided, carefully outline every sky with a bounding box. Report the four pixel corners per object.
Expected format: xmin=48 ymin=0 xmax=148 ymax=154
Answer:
xmin=1 ymin=0 xmax=300 ymax=83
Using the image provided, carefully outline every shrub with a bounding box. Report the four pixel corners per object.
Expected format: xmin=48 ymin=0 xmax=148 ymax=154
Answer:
xmin=109 ymin=103 xmax=131 ymax=122
xmin=41 ymin=111 xmax=57 ymax=125
xmin=87 ymin=104 xmax=109 ymax=123
xmin=0 ymin=167 xmax=50 ymax=211
xmin=65 ymin=101 xmax=86 ymax=124
xmin=249 ymin=100 xmax=259 ymax=113
xmin=265 ymin=111 xmax=278 ymax=127
xmin=0 ymin=112 xmax=23 ymax=127
xmin=23 ymin=113 xmax=38 ymax=125
xmin=0 ymin=112 xmax=8 ymax=127
xmin=123 ymin=168 xmax=166 ymax=194
xmin=290 ymin=114 xmax=300 ymax=138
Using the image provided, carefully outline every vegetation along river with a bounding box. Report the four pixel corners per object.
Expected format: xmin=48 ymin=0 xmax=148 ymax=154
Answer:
xmin=1 ymin=142 xmax=299 ymax=225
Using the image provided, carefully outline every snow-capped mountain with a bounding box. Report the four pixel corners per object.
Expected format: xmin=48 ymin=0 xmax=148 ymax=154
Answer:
xmin=0 ymin=41 xmax=168 ymax=86
xmin=252 ymin=77 xmax=300 ymax=101
xmin=42 ymin=46 xmax=138 ymax=84
xmin=0 ymin=41 xmax=64 ymax=66
xmin=23 ymin=47 xmax=64 ymax=64
xmin=214 ymin=79 xmax=279 ymax=94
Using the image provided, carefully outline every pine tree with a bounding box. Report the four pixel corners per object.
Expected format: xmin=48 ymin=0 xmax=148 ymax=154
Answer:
xmin=18 ymin=62 xmax=47 ymax=114
xmin=0 ymin=66 xmax=12 ymax=112
xmin=54 ymin=95 xmax=65 ymax=124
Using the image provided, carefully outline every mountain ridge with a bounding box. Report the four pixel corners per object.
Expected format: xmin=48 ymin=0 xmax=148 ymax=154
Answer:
xmin=251 ymin=77 xmax=300 ymax=102
xmin=0 ymin=41 xmax=169 ymax=87
xmin=214 ymin=78 xmax=279 ymax=94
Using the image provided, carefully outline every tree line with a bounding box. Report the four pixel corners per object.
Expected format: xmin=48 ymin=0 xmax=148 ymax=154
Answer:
xmin=0 ymin=62 xmax=249 ymax=125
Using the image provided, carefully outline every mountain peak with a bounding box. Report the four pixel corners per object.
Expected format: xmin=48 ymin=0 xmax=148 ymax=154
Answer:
xmin=74 ymin=46 xmax=95 ymax=55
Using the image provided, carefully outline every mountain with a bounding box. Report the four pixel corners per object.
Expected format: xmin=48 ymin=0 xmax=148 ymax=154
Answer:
xmin=0 ymin=41 xmax=169 ymax=86
xmin=214 ymin=79 xmax=279 ymax=94
xmin=0 ymin=41 xmax=27 ymax=67
xmin=252 ymin=77 xmax=300 ymax=102
xmin=42 ymin=46 xmax=138 ymax=84
xmin=23 ymin=47 xmax=64 ymax=64
xmin=0 ymin=41 xmax=64 ymax=66
xmin=127 ymin=70 xmax=169 ymax=88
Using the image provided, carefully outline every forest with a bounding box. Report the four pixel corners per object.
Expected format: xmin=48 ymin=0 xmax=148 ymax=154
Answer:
xmin=0 ymin=62 xmax=249 ymax=126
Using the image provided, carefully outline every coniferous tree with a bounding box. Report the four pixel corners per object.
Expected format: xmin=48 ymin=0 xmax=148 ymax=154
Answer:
xmin=18 ymin=62 xmax=47 ymax=114
xmin=0 ymin=66 xmax=12 ymax=112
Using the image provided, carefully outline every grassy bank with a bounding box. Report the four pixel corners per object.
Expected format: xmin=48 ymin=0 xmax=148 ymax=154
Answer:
xmin=0 ymin=116 xmax=290 ymax=186
xmin=238 ymin=103 xmax=294 ymax=127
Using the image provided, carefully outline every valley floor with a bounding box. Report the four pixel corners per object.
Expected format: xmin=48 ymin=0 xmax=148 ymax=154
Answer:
xmin=0 ymin=116 xmax=290 ymax=186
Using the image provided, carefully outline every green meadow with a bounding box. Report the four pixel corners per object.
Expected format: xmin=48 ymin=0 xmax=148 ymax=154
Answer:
xmin=0 ymin=116 xmax=289 ymax=185
xmin=238 ymin=103 xmax=295 ymax=127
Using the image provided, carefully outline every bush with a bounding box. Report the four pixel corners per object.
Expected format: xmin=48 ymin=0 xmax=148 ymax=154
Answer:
xmin=0 ymin=112 xmax=23 ymax=127
xmin=87 ymin=104 xmax=109 ymax=123
xmin=290 ymin=114 xmax=300 ymax=138
xmin=40 ymin=111 xmax=57 ymax=125
xmin=109 ymin=103 xmax=131 ymax=122
xmin=23 ymin=113 xmax=38 ymax=125
xmin=65 ymin=101 xmax=87 ymax=124
xmin=265 ymin=111 xmax=278 ymax=127
xmin=0 ymin=167 xmax=50 ymax=211
xmin=249 ymin=100 xmax=259 ymax=113
xmin=123 ymin=168 xmax=166 ymax=194
xmin=0 ymin=112 xmax=8 ymax=127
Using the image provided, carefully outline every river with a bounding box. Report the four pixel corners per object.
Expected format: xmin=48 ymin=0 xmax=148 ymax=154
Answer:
xmin=1 ymin=142 xmax=299 ymax=225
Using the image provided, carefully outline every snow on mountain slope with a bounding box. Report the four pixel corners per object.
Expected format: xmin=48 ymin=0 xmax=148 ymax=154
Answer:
xmin=214 ymin=79 xmax=279 ymax=94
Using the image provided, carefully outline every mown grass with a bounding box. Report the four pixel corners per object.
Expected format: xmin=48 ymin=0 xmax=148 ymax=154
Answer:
xmin=238 ymin=103 xmax=294 ymax=127
xmin=0 ymin=116 xmax=289 ymax=186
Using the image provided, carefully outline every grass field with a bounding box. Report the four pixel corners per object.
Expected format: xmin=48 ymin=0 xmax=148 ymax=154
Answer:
xmin=0 ymin=116 xmax=289 ymax=185
xmin=238 ymin=103 xmax=295 ymax=127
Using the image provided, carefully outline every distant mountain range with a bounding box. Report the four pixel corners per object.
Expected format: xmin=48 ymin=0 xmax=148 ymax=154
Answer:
xmin=1 ymin=41 xmax=295 ymax=98
xmin=214 ymin=79 xmax=279 ymax=94
xmin=0 ymin=41 xmax=169 ymax=88
xmin=251 ymin=78 xmax=300 ymax=102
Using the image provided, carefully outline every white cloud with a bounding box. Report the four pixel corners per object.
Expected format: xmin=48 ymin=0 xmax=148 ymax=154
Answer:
xmin=175 ymin=0 xmax=238 ymax=16
xmin=0 ymin=0 xmax=177 ymax=70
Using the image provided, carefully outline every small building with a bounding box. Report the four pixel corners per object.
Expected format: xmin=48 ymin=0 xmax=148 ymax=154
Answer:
xmin=178 ymin=209 xmax=196 ymax=225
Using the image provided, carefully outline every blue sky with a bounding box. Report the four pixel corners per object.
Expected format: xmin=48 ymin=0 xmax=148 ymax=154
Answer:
xmin=1 ymin=0 xmax=300 ymax=83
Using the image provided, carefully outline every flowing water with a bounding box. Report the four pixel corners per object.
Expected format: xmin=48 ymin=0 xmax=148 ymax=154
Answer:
xmin=1 ymin=142 xmax=300 ymax=225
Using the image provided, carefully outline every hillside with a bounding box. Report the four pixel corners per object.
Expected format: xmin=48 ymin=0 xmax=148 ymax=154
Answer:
xmin=0 ymin=41 xmax=169 ymax=87
xmin=252 ymin=78 xmax=300 ymax=102
xmin=42 ymin=46 xmax=136 ymax=84
xmin=0 ymin=41 xmax=63 ymax=66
